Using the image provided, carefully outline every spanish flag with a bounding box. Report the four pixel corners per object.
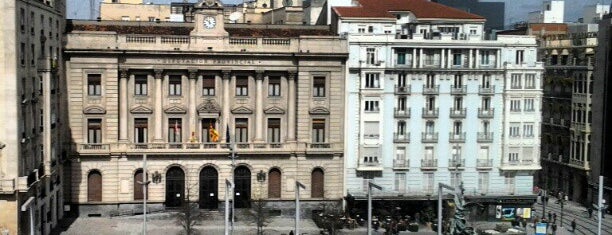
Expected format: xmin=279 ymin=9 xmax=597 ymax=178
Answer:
xmin=209 ymin=124 xmax=219 ymax=142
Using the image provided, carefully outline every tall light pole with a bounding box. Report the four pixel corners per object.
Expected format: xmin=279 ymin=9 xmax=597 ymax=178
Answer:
xmin=598 ymin=175 xmax=603 ymax=235
xmin=295 ymin=181 xmax=306 ymax=235
xmin=226 ymin=124 xmax=237 ymax=233
xmin=225 ymin=179 xmax=234 ymax=235
xmin=367 ymin=180 xmax=382 ymax=235
xmin=140 ymin=154 xmax=150 ymax=235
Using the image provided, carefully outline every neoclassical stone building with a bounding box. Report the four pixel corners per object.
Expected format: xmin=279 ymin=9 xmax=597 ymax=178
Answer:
xmin=64 ymin=0 xmax=346 ymax=215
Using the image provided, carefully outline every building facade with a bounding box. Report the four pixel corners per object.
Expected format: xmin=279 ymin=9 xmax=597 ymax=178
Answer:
xmin=333 ymin=0 xmax=543 ymax=220
xmin=0 ymin=0 xmax=67 ymax=234
xmin=432 ymin=0 xmax=506 ymax=31
xmin=528 ymin=0 xmax=565 ymax=24
xmin=64 ymin=0 xmax=346 ymax=216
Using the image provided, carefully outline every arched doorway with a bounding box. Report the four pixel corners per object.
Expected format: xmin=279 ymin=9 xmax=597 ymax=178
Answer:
xmin=88 ymin=170 xmax=102 ymax=202
xmin=134 ymin=169 xmax=146 ymax=200
xmin=234 ymin=166 xmax=251 ymax=208
xmin=268 ymin=168 xmax=281 ymax=198
xmin=166 ymin=166 xmax=185 ymax=207
xmin=199 ymin=166 xmax=218 ymax=209
xmin=311 ymin=168 xmax=324 ymax=198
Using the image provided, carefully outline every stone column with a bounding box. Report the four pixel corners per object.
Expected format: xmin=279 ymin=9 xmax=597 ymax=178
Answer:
xmin=419 ymin=48 xmax=424 ymax=68
xmin=255 ymin=70 xmax=264 ymax=142
xmin=153 ymin=69 xmax=164 ymax=142
xmin=447 ymin=48 xmax=452 ymax=68
xmin=412 ymin=48 xmax=417 ymax=68
xmin=119 ymin=69 xmax=129 ymax=142
xmin=475 ymin=49 xmax=480 ymax=68
xmin=497 ymin=49 xmax=502 ymax=68
xmin=287 ymin=71 xmax=297 ymax=142
xmin=188 ymin=69 xmax=198 ymax=141
xmin=222 ymin=70 xmax=231 ymax=143
xmin=440 ymin=49 xmax=445 ymax=68
xmin=468 ymin=49 xmax=473 ymax=68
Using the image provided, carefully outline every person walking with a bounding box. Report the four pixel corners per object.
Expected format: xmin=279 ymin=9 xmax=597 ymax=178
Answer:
xmin=571 ymin=219 xmax=576 ymax=232
xmin=548 ymin=212 xmax=552 ymax=222
xmin=552 ymin=223 xmax=557 ymax=235
xmin=553 ymin=213 xmax=557 ymax=224
xmin=588 ymin=207 xmax=593 ymax=218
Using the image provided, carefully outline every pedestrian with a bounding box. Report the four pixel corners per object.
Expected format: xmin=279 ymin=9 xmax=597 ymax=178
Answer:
xmin=522 ymin=218 xmax=527 ymax=229
xmin=553 ymin=213 xmax=557 ymax=223
xmin=571 ymin=219 xmax=576 ymax=232
xmin=289 ymin=230 xmax=294 ymax=235
xmin=548 ymin=212 xmax=552 ymax=221
xmin=588 ymin=207 xmax=593 ymax=218
xmin=552 ymin=223 xmax=557 ymax=234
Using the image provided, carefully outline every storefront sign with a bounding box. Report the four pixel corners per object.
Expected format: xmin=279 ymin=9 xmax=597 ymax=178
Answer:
xmin=535 ymin=223 xmax=547 ymax=235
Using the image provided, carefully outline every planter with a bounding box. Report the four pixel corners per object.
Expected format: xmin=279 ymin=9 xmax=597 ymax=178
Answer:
xmin=408 ymin=223 xmax=419 ymax=232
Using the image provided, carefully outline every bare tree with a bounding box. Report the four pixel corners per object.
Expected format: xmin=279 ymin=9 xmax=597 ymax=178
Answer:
xmin=248 ymin=198 xmax=270 ymax=235
xmin=175 ymin=183 xmax=204 ymax=235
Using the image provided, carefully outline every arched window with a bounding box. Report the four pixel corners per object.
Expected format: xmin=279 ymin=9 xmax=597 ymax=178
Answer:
xmin=88 ymin=170 xmax=102 ymax=202
xmin=311 ymin=168 xmax=324 ymax=198
xmin=134 ymin=169 xmax=147 ymax=200
xmin=268 ymin=168 xmax=281 ymax=198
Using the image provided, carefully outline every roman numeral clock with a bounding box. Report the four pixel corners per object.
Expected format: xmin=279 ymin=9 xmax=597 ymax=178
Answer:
xmin=191 ymin=0 xmax=228 ymax=37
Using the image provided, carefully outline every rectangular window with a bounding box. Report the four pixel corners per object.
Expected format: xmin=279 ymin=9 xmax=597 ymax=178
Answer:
xmin=525 ymin=74 xmax=536 ymax=88
xmin=368 ymin=26 xmax=374 ymax=33
xmin=312 ymin=119 xmax=326 ymax=143
xmin=235 ymin=76 xmax=248 ymax=96
xmin=121 ymin=16 xmax=130 ymax=21
xmin=452 ymin=50 xmax=462 ymax=66
xmin=510 ymin=100 xmax=521 ymax=112
xmin=202 ymin=75 xmax=215 ymax=96
xmin=397 ymin=121 xmax=406 ymax=135
xmin=20 ymin=8 xmax=25 ymax=32
xmin=365 ymin=73 xmax=380 ymax=88
xmin=426 ymin=74 xmax=435 ymax=88
xmin=424 ymin=173 xmax=434 ymax=192
xmin=450 ymin=172 xmax=462 ymax=188
xmin=20 ymin=43 xmax=25 ymax=65
xmin=482 ymin=97 xmax=491 ymax=110
xmin=397 ymin=97 xmax=406 ymax=110
xmin=478 ymin=172 xmax=489 ymax=193
xmin=454 ymin=97 xmax=463 ymax=109
xmin=268 ymin=76 xmax=281 ymax=96
xmin=481 ymin=50 xmax=490 ymax=65
xmin=524 ymin=98 xmax=534 ymax=111
xmin=425 ymin=121 xmax=435 ymax=134
xmin=267 ymin=118 xmax=281 ymax=143
xmin=30 ymin=44 xmax=35 ymax=65
xmin=453 ymin=74 xmax=463 ymax=87
xmin=313 ymin=76 xmax=326 ymax=97
xmin=505 ymin=175 xmax=516 ymax=193
xmin=398 ymin=73 xmax=407 ymax=87
xmin=395 ymin=173 xmax=406 ymax=192
xmin=200 ymin=118 xmax=217 ymax=142
xmin=364 ymin=121 xmax=379 ymax=139
xmin=515 ymin=50 xmax=524 ymax=64
xmin=134 ymin=118 xmax=148 ymax=143
xmin=523 ymin=123 xmax=534 ymax=137
xmin=426 ymin=96 xmax=436 ymax=110
xmin=87 ymin=74 xmax=102 ymax=96
xmin=509 ymin=122 xmax=520 ymax=137
xmin=366 ymin=48 xmax=376 ymax=64
xmin=235 ymin=118 xmax=248 ymax=142
xmin=508 ymin=152 xmax=519 ymax=162
xmin=358 ymin=26 xmax=365 ymax=33
xmin=364 ymin=100 xmax=380 ymax=112
xmin=134 ymin=75 xmax=148 ymax=96
xmin=168 ymin=118 xmax=182 ymax=143
xmin=479 ymin=147 xmax=489 ymax=160
xmin=87 ymin=119 xmax=102 ymax=143
xmin=169 ymin=75 xmax=182 ymax=96
xmin=424 ymin=146 xmax=434 ymax=159
xmin=397 ymin=49 xmax=406 ymax=65
xmin=511 ymin=74 xmax=522 ymax=89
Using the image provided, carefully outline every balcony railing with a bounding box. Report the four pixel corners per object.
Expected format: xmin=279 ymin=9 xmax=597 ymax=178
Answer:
xmin=423 ymin=85 xmax=440 ymax=95
xmin=80 ymin=143 xmax=110 ymax=150
xmin=477 ymin=132 xmax=494 ymax=142
xmin=450 ymin=85 xmax=467 ymax=95
xmin=422 ymin=108 xmax=439 ymax=118
xmin=478 ymin=85 xmax=495 ymax=95
xmin=448 ymin=158 xmax=465 ymax=168
xmin=393 ymin=132 xmax=410 ymax=143
xmin=478 ymin=108 xmax=494 ymax=118
xmin=421 ymin=132 xmax=439 ymax=143
xmin=477 ymin=159 xmax=493 ymax=169
xmin=394 ymin=108 xmax=411 ymax=118
xmin=449 ymin=108 xmax=466 ymax=118
xmin=449 ymin=132 xmax=466 ymax=143
xmin=421 ymin=159 xmax=438 ymax=169
xmin=393 ymin=159 xmax=409 ymax=169
xmin=394 ymin=85 xmax=411 ymax=95
xmin=361 ymin=160 xmax=381 ymax=167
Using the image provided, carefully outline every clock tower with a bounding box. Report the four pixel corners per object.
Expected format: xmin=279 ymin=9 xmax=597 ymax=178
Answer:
xmin=191 ymin=0 xmax=228 ymax=37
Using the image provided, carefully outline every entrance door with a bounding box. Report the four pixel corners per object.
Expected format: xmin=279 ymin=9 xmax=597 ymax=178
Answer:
xmin=234 ymin=166 xmax=251 ymax=208
xmin=199 ymin=167 xmax=219 ymax=209
xmin=166 ymin=167 xmax=185 ymax=207
xmin=268 ymin=168 xmax=281 ymax=198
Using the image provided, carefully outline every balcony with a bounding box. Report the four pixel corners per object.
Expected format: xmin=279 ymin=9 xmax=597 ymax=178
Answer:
xmin=450 ymin=85 xmax=467 ymax=95
xmin=394 ymin=85 xmax=411 ymax=95
xmin=478 ymin=108 xmax=494 ymax=118
xmin=449 ymin=108 xmax=466 ymax=118
xmin=449 ymin=132 xmax=466 ymax=143
xmin=393 ymin=132 xmax=410 ymax=143
xmin=76 ymin=142 xmax=312 ymax=155
xmin=423 ymin=85 xmax=440 ymax=95
xmin=394 ymin=108 xmax=411 ymax=118
xmin=421 ymin=132 xmax=439 ymax=143
xmin=500 ymin=159 xmax=541 ymax=171
xmin=569 ymin=159 xmax=589 ymax=170
xmin=393 ymin=159 xmax=410 ymax=170
xmin=421 ymin=159 xmax=438 ymax=170
xmin=478 ymin=85 xmax=495 ymax=95
xmin=477 ymin=132 xmax=494 ymax=143
xmin=422 ymin=108 xmax=439 ymax=118
xmin=476 ymin=159 xmax=493 ymax=169
xmin=448 ymin=158 xmax=466 ymax=168
xmin=358 ymin=158 xmax=383 ymax=171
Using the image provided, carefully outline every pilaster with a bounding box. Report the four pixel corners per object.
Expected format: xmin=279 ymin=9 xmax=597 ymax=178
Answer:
xmin=153 ymin=69 xmax=164 ymax=142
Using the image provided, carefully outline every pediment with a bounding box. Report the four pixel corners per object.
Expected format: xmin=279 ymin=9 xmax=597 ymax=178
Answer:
xmin=198 ymin=99 xmax=221 ymax=114
xmin=231 ymin=106 xmax=253 ymax=114
xmin=309 ymin=107 xmax=330 ymax=115
xmin=264 ymin=106 xmax=285 ymax=115
xmin=83 ymin=106 xmax=106 ymax=115
xmin=130 ymin=106 xmax=153 ymax=114
xmin=165 ymin=106 xmax=187 ymax=114
xmin=195 ymin=0 xmax=223 ymax=8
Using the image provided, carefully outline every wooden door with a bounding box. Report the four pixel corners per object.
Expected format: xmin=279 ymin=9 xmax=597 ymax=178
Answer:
xmin=87 ymin=171 xmax=102 ymax=202
xmin=268 ymin=169 xmax=281 ymax=198
xmin=199 ymin=167 xmax=219 ymax=209
xmin=165 ymin=167 xmax=185 ymax=207
xmin=234 ymin=166 xmax=251 ymax=208
xmin=311 ymin=168 xmax=324 ymax=198
xmin=134 ymin=169 xmax=144 ymax=200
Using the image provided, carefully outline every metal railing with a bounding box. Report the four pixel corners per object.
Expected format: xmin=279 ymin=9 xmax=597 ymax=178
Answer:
xmin=478 ymin=85 xmax=495 ymax=95
xmin=394 ymin=85 xmax=411 ymax=95
xmin=449 ymin=132 xmax=466 ymax=143
xmin=450 ymin=85 xmax=467 ymax=95
xmin=449 ymin=108 xmax=466 ymax=118
xmin=478 ymin=108 xmax=494 ymax=118
xmin=477 ymin=132 xmax=494 ymax=142
xmin=422 ymin=108 xmax=439 ymax=118
xmin=421 ymin=132 xmax=439 ymax=143
xmin=393 ymin=132 xmax=410 ymax=143
xmin=393 ymin=159 xmax=409 ymax=168
xmin=394 ymin=108 xmax=411 ymax=118
xmin=421 ymin=159 xmax=438 ymax=168
xmin=477 ymin=159 xmax=493 ymax=168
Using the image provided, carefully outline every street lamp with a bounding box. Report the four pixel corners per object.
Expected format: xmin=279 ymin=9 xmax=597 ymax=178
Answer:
xmin=225 ymin=179 xmax=234 ymax=235
xmin=367 ymin=180 xmax=383 ymax=235
xmin=295 ymin=181 xmax=306 ymax=235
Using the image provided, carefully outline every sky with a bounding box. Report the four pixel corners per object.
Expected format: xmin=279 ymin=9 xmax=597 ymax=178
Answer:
xmin=68 ymin=0 xmax=610 ymax=27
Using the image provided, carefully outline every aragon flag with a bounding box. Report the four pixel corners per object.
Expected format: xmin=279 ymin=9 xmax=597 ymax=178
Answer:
xmin=209 ymin=124 xmax=219 ymax=142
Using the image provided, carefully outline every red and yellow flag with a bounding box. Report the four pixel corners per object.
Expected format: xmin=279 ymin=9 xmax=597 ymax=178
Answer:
xmin=209 ymin=124 xmax=219 ymax=142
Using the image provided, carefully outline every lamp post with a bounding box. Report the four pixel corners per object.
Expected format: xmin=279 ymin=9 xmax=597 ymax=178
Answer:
xmin=295 ymin=181 xmax=306 ymax=235
xmin=225 ymin=179 xmax=234 ymax=235
xmin=138 ymin=154 xmax=151 ymax=235
xmin=367 ymin=180 xmax=382 ymax=235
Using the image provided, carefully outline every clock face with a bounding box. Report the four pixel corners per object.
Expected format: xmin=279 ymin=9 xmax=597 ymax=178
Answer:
xmin=204 ymin=16 xmax=216 ymax=29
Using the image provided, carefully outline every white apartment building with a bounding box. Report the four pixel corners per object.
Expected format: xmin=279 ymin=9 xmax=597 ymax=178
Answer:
xmin=529 ymin=0 xmax=565 ymax=24
xmin=332 ymin=0 xmax=543 ymax=220
xmin=0 ymin=0 xmax=66 ymax=234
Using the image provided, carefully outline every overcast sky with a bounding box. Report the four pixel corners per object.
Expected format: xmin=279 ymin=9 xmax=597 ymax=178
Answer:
xmin=68 ymin=0 xmax=610 ymax=27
